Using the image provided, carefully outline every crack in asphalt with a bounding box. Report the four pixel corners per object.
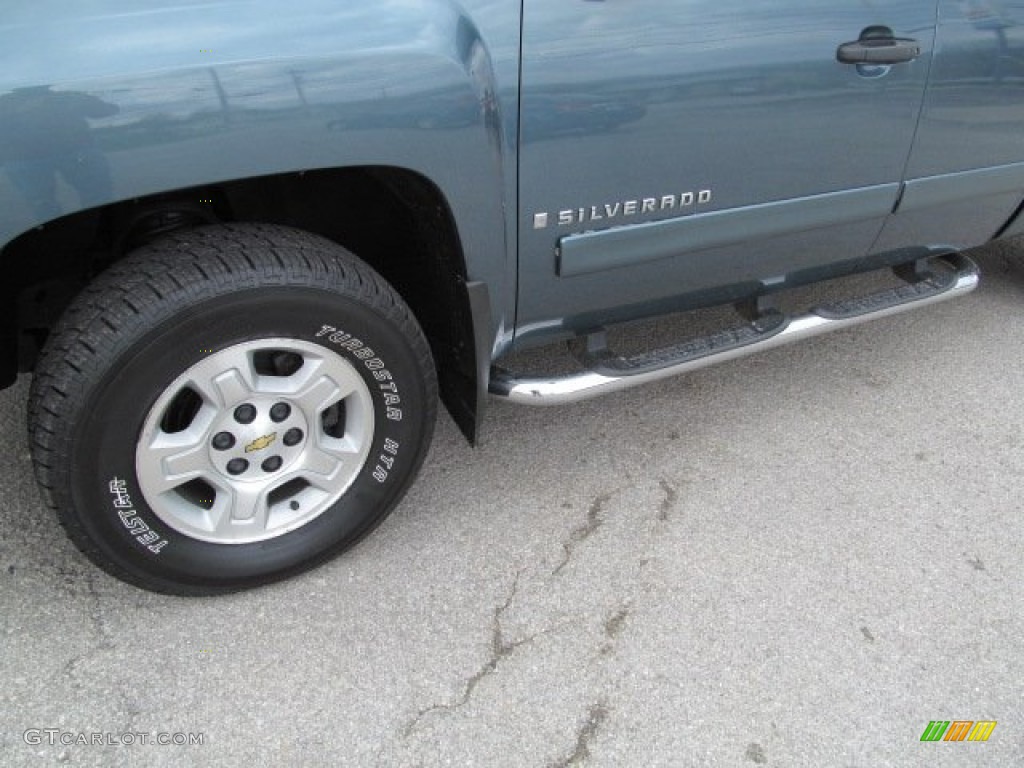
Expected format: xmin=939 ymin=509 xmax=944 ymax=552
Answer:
xmin=548 ymin=701 xmax=610 ymax=767
xmin=62 ymin=570 xmax=115 ymax=691
xmin=599 ymin=603 xmax=632 ymax=657
xmin=657 ymin=480 xmax=678 ymax=522
xmin=84 ymin=571 xmax=114 ymax=648
xmin=745 ymin=742 xmax=768 ymax=764
xmin=604 ymin=605 xmax=630 ymax=640
xmin=966 ymin=554 xmax=986 ymax=571
xmin=403 ymin=570 xmax=550 ymax=737
xmin=553 ymin=493 xmax=613 ymax=576
xmin=120 ymin=696 xmax=142 ymax=739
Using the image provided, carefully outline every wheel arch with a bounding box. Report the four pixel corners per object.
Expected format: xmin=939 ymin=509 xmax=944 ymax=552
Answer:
xmin=1 ymin=166 xmax=493 ymax=442
xmin=0 ymin=1 xmax=519 ymax=438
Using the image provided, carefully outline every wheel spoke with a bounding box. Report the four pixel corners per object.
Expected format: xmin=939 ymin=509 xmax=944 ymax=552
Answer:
xmin=301 ymin=444 xmax=345 ymax=480
xmin=212 ymin=369 xmax=252 ymax=408
xmin=140 ymin=426 xmax=212 ymax=494
xmin=189 ymin=348 xmax=256 ymax=407
xmin=214 ymin=483 xmax=270 ymax=535
xmin=293 ymin=374 xmax=345 ymax=415
xmin=300 ymin=439 xmax=367 ymax=492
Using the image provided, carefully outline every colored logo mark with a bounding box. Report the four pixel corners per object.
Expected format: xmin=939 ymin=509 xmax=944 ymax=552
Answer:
xmin=920 ymin=721 xmax=997 ymax=742
xmin=245 ymin=433 xmax=277 ymax=453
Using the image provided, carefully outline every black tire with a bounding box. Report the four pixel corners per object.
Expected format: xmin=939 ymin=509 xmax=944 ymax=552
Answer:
xmin=28 ymin=223 xmax=437 ymax=595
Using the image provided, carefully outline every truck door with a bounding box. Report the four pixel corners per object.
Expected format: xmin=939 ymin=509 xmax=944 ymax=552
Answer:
xmin=872 ymin=0 xmax=1024 ymax=254
xmin=516 ymin=1 xmax=938 ymax=346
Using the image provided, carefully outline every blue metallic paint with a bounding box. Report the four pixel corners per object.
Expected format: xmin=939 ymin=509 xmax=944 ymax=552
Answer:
xmin=2 ymin=1 xmax=1023 ymax=368
xmin=557 ymin=184 xmax=901 ymax=278
xmin=0 ymin=1 xmax=523 ymax=355
xmin=873 ymin=0 xmax=1024 ymax=252
xmin=515 ymin=1 xmax=940 ymax=348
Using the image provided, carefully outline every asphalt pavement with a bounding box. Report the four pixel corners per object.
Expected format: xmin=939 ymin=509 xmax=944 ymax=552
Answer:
xmin=1 ymin=242 xmax=1022 ymax=767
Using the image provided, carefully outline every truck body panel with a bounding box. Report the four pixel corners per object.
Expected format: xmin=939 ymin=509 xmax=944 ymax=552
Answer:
xmin=1 ymin=1 xmax=1023 ymax=384
xmin=514 ymin=1 xmax=940 ymax=347
xmin=873 ymin=0 xmax=1024 ymax=252
xmin=0 ymin=1 xmax=523 ymax=354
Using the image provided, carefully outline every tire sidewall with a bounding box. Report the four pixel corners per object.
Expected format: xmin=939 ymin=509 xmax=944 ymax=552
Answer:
xmin=67 ymin=286 xmax=432 ymax=591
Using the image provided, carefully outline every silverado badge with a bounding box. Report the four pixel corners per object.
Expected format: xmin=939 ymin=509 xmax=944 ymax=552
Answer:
xmin=532 ymin=188 xmax=712 ymax=229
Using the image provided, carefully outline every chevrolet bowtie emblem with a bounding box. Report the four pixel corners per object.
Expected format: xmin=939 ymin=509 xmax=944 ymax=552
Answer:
xmin=245 ymin=433 xmax=277 ymax=453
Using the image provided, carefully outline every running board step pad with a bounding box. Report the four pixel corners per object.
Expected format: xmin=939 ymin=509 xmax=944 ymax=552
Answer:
xmin=490 ymin=253 xmax=979 ymax=405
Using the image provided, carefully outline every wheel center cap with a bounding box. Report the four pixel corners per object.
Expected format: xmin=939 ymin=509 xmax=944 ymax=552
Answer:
xmin=208 ymin=398 xmax=309 ymax=481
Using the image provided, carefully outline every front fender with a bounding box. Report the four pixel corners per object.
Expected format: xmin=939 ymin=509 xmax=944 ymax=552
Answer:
xmin=0 ymin=0 xmax=519 ymax=350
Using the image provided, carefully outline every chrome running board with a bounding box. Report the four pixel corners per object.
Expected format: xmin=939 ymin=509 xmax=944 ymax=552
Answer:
xmin=490 ymin=253 xmax=979 ymax=406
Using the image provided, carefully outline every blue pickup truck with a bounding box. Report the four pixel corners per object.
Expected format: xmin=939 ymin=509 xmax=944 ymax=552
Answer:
xmin=2 ymin=2 xmax=1021 ymax=593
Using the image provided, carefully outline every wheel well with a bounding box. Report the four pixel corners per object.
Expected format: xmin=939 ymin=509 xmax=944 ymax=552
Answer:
xmin=1 ymin=167 xmax=481 ymax=440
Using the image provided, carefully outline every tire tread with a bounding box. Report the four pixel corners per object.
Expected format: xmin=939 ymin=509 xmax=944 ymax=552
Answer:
xmin=28 ymin=223 xmax=436 ymax=595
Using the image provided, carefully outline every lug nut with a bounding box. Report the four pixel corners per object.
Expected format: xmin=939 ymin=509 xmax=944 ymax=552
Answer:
xmin=211 ymin=431 xmax=235 ymax=451
xmin=261 ymin=455 xmax=283 ymax=473
xmin=283 ymin=428 xmax=304 ymax=446
xmin=270 ymin=402 xmax=291 ymax=423
xmin=226 ymin=458 xmax=249 ymax=476
xmin=234 ymin=404 xmax=257 ymax=424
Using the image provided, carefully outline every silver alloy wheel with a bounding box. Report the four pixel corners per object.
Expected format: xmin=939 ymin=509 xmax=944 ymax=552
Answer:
xmin=135 ymin=338 xmax=375 ymax=544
